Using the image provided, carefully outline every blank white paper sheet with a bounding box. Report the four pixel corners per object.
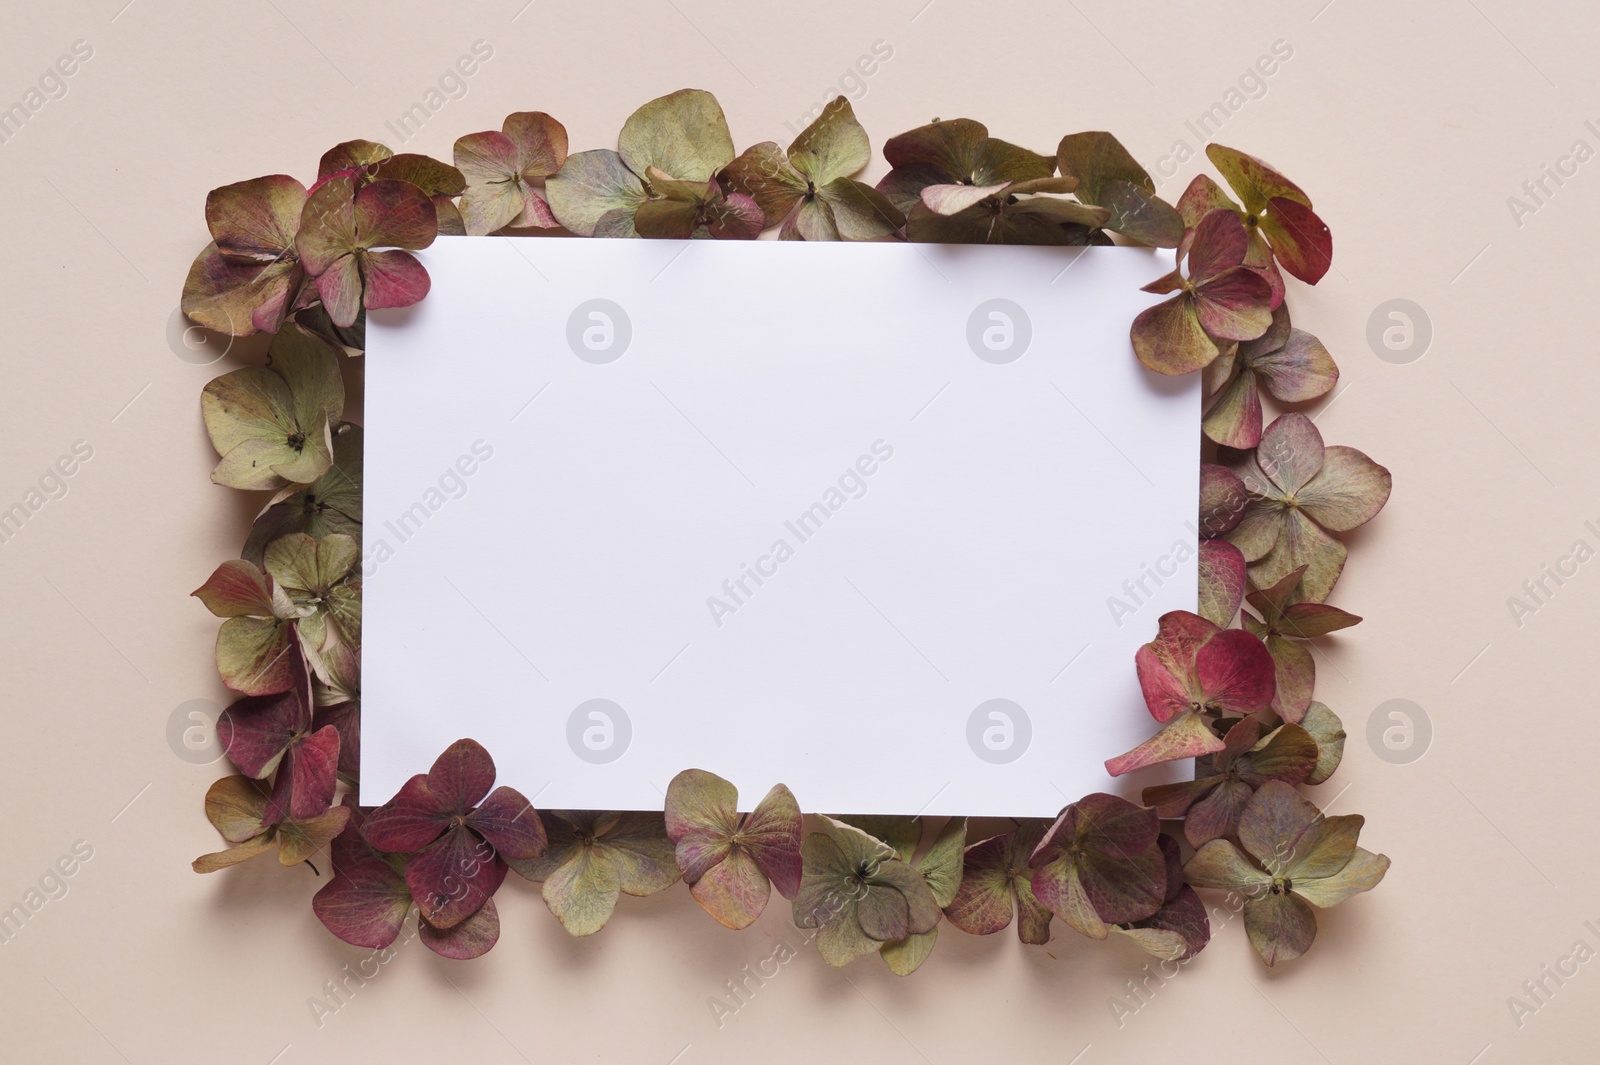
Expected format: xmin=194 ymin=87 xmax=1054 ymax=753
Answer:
xmin=362 ymin=236 xmax=1196 ymax=816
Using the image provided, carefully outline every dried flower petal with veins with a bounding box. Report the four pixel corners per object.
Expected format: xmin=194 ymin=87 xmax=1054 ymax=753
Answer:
xmin=1203 ymin=304 xmax=1339 ymax=449
xmin=1113 ymin=835 xmax=1211 ymax=960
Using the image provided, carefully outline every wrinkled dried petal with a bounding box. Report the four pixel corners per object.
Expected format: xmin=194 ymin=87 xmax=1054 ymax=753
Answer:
xmin=1300 ymin=702 xmax=1346 ymax=785
xmin=1106 ymin=710 xmax=1227 ymax=776
xmin=618 ymin=88 xmax=734 ymax=183
xmin=1244 ymin=889 xmax=1317 ymax=965
xmin=1198 ymin=539 xmax=1247 ymax=627
xmin=420 ymin=896 xmax=500 ymax=959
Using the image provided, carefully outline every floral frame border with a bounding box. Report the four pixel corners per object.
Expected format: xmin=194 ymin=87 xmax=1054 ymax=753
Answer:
xmin=183 ymin=88 xmax=1391 ymax=972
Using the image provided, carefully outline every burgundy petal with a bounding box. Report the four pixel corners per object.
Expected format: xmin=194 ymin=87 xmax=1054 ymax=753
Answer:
xmin=1199 ymin=463 xmax=1250 ymax=537
xmin=217 ymin=690 xmax=296 ymax=778
xmin=218 ymin=648 xmax=312 ymax=778
xmin=313 ymin=699 xmax=360 ymax=781
xmin=1193 ymin=267 xmax=1273 ymax=341
xmin=406 ymin=824 xmax=507 ymax=929
xmin=284 ymin=724 xmax=341 ymax=822
xmin=1184 ymin=779 xmax=1255 ymax=846
xmin=361 ymin=250 xmax=431 ymax=311
xmin=1186 ymin=209 xmax=1249 ymax=281
xmin=360 ymin=774 xmax=452 ymax=852
xmin=313 ymin=254 xmax=363 ymax=328
xmin=420 ymin=896 xmax=501 ymax=959
xmin=1197 ymin=539 xmax=1248 ymax=628
xmin=1195 ymin=629 xmax=1276 ymax=713
xmin=353 ymin=179 xmax=437 ymax=250
xmin=425 ymin=738 xmax=496 ymax=813
xmin=313 ymin=853 xmax=412 ymax=949
xmin=1135 ymin=611 xmax=1217 ymax=722
xmin=1260 ymin=197 xmax=1332 ymax=284
xmin=467 ymin=787 xmax=548 ymax=861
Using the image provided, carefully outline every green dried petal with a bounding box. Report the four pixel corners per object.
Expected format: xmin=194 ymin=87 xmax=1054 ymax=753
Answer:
xmin=618 ymin=88 xmax=734 ymax=183
xmin=1300 ymin=702 xmax=1346 ymax=785
xmin=787 ymin=96 xmax=870 ymax=187
xmin=546 ymin=149 xmax=647 ymax=237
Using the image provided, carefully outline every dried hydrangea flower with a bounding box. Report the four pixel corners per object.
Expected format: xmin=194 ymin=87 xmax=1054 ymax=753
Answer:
xmin=792 ymin=816 xmax=940 ymax=967
xmin=1241 ymin=565 xmax=1361 ymax=720
xmin=664 ymin=769 xmax=802 ymax=929
xmin=720 ymin=97 xmax=903 ymax=240
xmin=218 ymin=645 xmax=339 ymax=823
xmin=453 ymin=112 xmax=567 ymax=235
xmin=1028 ymin=794 xmax=1166 ymax=939
xmin=1184 ymin=781 xmax=1388 ymax=965
xmin=243 ymin=423 xmax=362 ymax=566
xmin=315 ymin=798 xmax=502 ymax=959
xmin=1142 ymin=714 xmax=1317 ymax=846
xmin=944 ymin=818 xmax=1055 ymax=944
xmin=361 ymin=739 xmax=546 ymax=929
xmin=508 ymin=811 xmax=679 ymax=936
xmin=191 ymin=774 xmax=349 ymax=873
xmin=1131 ymin=208 xmax=1274 ymax=375
xmin=296 ymin=172 xmax=437 ymax=327
xmin=880 ymin=817 xmax=966 ymax=975
xmin=200 ymin=323 xmax=344 ymax=491
xmin=1203 ymin=305 xmax=1338 ymax=449
xmin=262 ymin=531 xmax=361 ymax=666
xmin=1226 ymin=413 xmax=1392 ymax=602
xmin=547 ymin=89 xmax=741 ymax=238
xmin=1105 ymin=610 xmax=1276 ymax=776
xmin=1192 ymin=144 xmax=1333 ymax=285
xmin=181 ymin=174 xmax=308 ymax=335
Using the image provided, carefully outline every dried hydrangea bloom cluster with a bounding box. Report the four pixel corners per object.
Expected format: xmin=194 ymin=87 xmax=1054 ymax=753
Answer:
xmin=183 ymin=88 xmax=1389 ymax=969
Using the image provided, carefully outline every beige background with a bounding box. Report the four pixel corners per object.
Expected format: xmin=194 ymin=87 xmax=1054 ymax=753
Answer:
xmin=2 ymin=0 xmax=1596 ymax=1061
